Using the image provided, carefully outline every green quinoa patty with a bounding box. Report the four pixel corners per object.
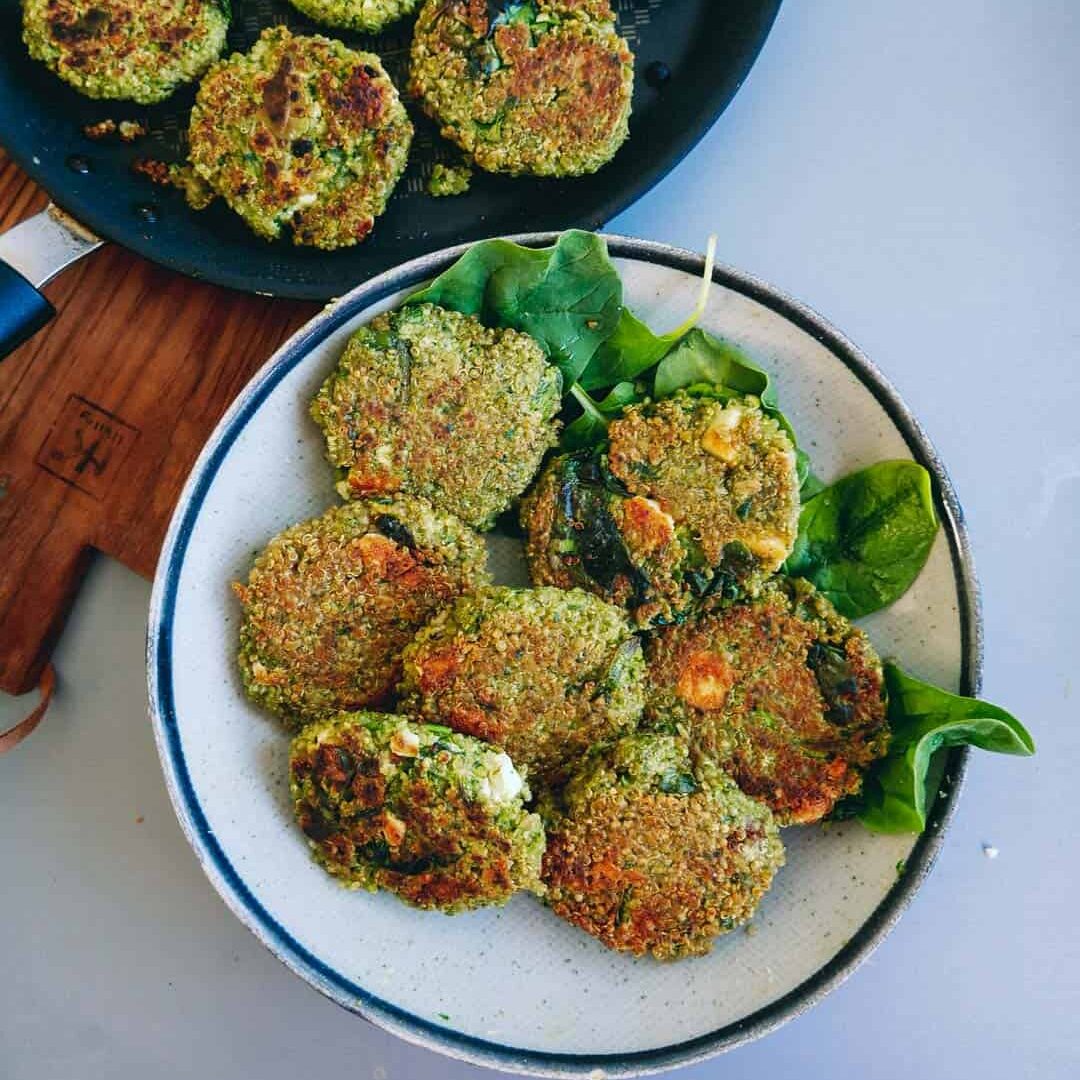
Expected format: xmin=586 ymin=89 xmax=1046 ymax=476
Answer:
xmin=645 ymin=576 xmax=891 ymax=825
xmin=409 ymin=0 xmax=634 ymax=177
xmin=290 ymin=712 xmax=545 ymax=911
xmin=233 ymin=496 xmax=489 ymax=728
xmin=22 ymin=0 xmax=227 ymax=103
xmin=522 ymin=393 xmax=800 ymax=626
xmin=286 ymin=0 xmax=421 ymax=33
xmin=188 ymin=26 xmax=413 ymax=249
xmin=540 ymin=734 xmax=784 ymax=959
xmin=397 ymin=586 xmax=645 ymax=786
xmin=311 ymin=303 xmax=562 ymax=530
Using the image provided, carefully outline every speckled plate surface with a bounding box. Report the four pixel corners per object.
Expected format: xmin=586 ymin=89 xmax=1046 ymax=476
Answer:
xmin=147 ymin=234 xmax=978 ymax=1077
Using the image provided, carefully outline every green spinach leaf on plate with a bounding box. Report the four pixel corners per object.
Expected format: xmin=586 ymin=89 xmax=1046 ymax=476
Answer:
xmin=577 ymin=236 xmax=717 ymax=390
xmin=577 ymin=308 xmax=685 ymax=389
xmin=651 ymin=328 xmax=808 ymax=477
xmin=784 ymin=460 xmax=939 ymax=619
xmin=849 ymin=664 xmax=1035 ymax=833
xmin=652 ymin=328 xmax=774 ymax=401
xmin=559 ymin=328 xmax=809 ymax=463
xmin=408 ymin=229 xmax=622 ymax=385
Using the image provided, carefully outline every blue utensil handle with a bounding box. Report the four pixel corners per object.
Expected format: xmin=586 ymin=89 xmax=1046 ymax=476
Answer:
xmin=0 ymin=258 xmax=55 ymax=359
xmin=0 ymin=204 xmax=103 ymax=360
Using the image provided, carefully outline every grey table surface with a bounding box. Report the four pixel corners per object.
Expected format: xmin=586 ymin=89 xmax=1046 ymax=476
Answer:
xmin=2 ymin=1 xmax=1078 ymax=1077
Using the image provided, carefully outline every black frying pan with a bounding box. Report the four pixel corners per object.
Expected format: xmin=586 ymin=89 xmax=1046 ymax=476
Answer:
xmin=0 ymin=0 xmax=781 ymax=354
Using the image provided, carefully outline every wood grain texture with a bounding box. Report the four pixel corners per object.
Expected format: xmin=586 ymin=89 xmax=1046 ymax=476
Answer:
xmin=0 ymin=152 xmax=318 ymax=694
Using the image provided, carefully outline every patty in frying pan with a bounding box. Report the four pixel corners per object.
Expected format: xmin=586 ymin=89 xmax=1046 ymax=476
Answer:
xmin=22 ymin=0 xmax=228 ymax=104
xmin=187 ymin=26 xmax=413 ymax=249
xmin=409 ymin=0 xmax=634 ymax=177
xmin=285 ymin=0 xmax=421 ymax=33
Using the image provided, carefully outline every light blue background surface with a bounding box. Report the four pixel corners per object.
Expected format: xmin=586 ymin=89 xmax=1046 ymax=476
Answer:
xmin=2 ymin=1 xmax=1077 ymax=1077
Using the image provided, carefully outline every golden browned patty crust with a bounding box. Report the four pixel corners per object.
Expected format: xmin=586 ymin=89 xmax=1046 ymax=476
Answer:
xmin=521 ymin=394 xmax=800 ymax=626
xmin=540 ymin=735 xmax=784 ymax=959
xmin=290 ymin=712 xmax=545 ymax=912
xmin=311 ymin=303 xmax=562 ymax=530
xmin=607 ymin=393 xmax=801 ymax=581
xmin=233 ymin=496 xmax=489 ymax=728
xmin=188 ymin=26 xmax=413 ymax=249
xmin=286 ymin=0 xmax=420 ymax=33
xmin=397 ymin=586 xmax=645 ymax=786
xmin=22 ymin=0 xmax=227 ymax=103
xmin=409 ymin=0 xmax=634 ymax=177
xmin=645 ymin=577 xmax=891 ymax=825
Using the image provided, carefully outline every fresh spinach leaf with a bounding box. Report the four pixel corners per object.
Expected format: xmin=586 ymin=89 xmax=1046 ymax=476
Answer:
xmin=784 ymin=460 xmax=939 ymax=619
xmin=561 ymin=381 xmax=644 ymax=451
xmin=577 ymin=235 xmax=717 ymax=391
xmin=652 ymin=328 xmax=803 ymax=442
xmin=407 ymin=230 xmax=622 ymax=385
xmin=408 ymin=238 xmax=537 ymax=315
xmin=653 ymin=328 xmax=773 ymax=402
xmin=578 ymin=308 xmax=682 ymax=389
xmin=852 ymin=664 xmax=1034 ymax=833
xmin=564 ymin=327 xmax=811 ymax=460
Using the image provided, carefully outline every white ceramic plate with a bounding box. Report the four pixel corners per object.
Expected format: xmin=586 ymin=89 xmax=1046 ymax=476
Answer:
xmin=147 ymin=235 xmax=980 ymax=1077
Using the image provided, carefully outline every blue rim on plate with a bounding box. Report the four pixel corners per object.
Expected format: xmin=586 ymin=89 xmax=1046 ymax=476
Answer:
xmin=147 ymin=234 xmax=980 ymax=1077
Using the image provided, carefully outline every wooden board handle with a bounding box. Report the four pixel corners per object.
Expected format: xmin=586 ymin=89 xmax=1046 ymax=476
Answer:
xmin=0 ymin=154 xmax=317 ymax=706
xmin=0 ymin=471 xmax=92 ymax=695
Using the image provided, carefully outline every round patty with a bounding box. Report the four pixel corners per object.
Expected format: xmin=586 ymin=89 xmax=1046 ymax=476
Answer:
xmin=522 ymin=393 xmax=800 ymax=626
xmin=311 ymin=303 xmax=562 ymax=530
xmin=409 ymin=0 xmax=634 ymax=177
xmin=233 ymin=496 xmax=489 ymax=728
xmin=290 ymin=712 xmax=545 ymax=912
xmin=645 ymin=577 xmax=891 ymax=825
xmin=23 ymin=0 xmax=227 ymax=103
xmin=541 ymin=734 xmax=784 ymax=959
xmin=398 ymin=586 xmax=645 ymax=786
xmin=188 ymin=26 xmax=413 ymax=249
xmin=286 ymin=0 xmax=420 ymax=32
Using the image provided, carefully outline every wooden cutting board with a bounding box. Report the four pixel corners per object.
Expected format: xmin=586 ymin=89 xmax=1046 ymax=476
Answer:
xmin=0 ymin=152 xmax=320 ymax=698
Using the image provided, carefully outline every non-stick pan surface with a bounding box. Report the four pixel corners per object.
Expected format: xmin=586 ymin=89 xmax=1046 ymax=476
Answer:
xmin=0 ymin=0 xmax=781 ymax=300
